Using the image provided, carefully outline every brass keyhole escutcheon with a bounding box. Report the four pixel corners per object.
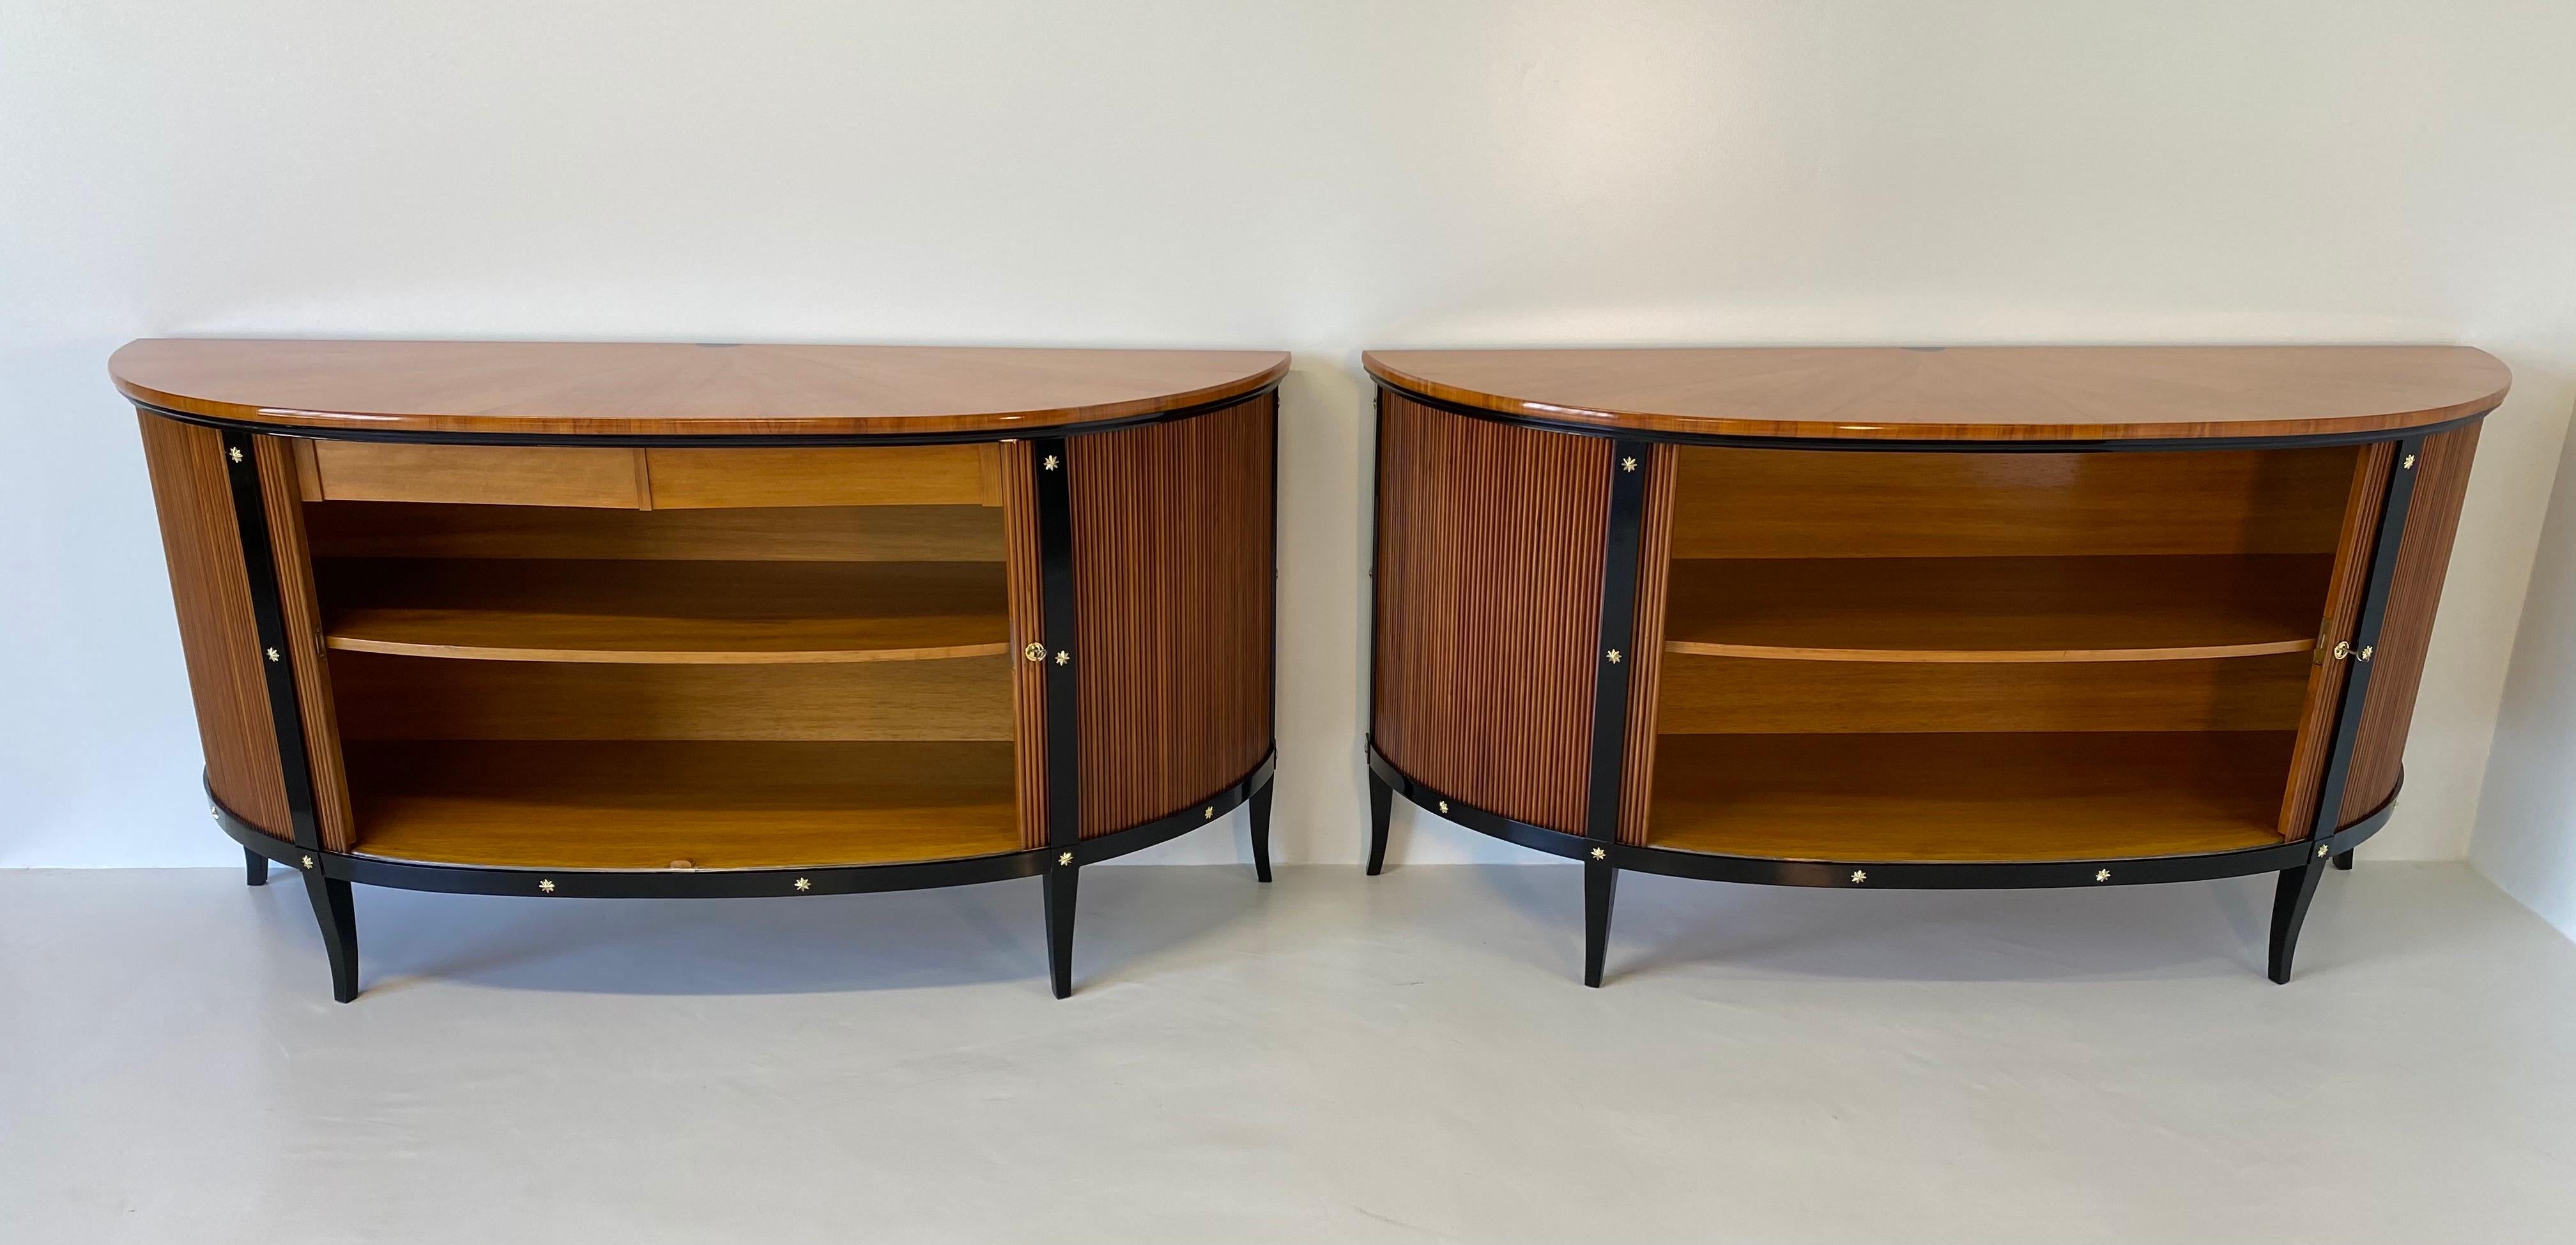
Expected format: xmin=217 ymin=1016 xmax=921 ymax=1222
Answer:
xmin=1023 ymin=642 xmax=1046 ymax=662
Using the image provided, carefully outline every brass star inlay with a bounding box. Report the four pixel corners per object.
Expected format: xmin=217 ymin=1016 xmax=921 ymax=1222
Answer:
xmin=1055 ymin=650 xmax=1070 ymax=665
xmin=1621 ymin=457 xmax=1637 ymax=472
xmin=1590 ymin=846 xmax=1607 ymax=861
xmin=1043 ymin=455 xmax=1060 ymax=471
xmin=1606 ymin=649 xmax=1622 ymax=664
xmin=2094 ymin=869 xmax=2112 ymax=883
xmin=1058 ymin=852 xmax=1074 ymax=866
xmin=228 ymin=447 xmax=244 ymax=463
xmin=793 ymin=877 xmax=812 ymax=892
xmin=1850 ymin=869 xmax=1867 ymax=883
xmin=538 ymin=878 xmax=555 ymax=894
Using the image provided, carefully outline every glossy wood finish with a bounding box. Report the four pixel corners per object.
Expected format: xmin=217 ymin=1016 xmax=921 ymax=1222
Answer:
xmin=319 ymin=559 xmax=1008 ymax=664
xmin=113 ymin=339 xmax=1288 ymax=439
xmin=345 ymin=740 xmax=1016 ymax=869
xmin=256 ymin=437 xmax=355 ymax=851
xmin=304 ymin=502 xmax=1007 ymax=563
xmin=1648 ymin=733 xmax=2294 ymax=862
xmin=2340 ymin=423 xmax=2482 ymax=825
xmin=137 ymin=415 xmax=289 ymax=837
xmin=1367 ymin=346 xmax=2507 ymax=443
xmin=1373 ymin=392 xmax=1609 ymax=835
xmin=1003 ymin=440 xmax=1050 ymax=850
xmin=309 ymin=441 xmax=641 ymax=507
xmin=1657 ymin=652 xmax=2310 ymax=736
xmin=1662 ymin=554 xmax=2331 ymax=663
xmin=2276 ymin=443 xmax=2393 ymax=838
xmin=644 ymin=445 xmax=1000 ymax=509
xmin=1616 ymin=447 xmax=1678 ymax=846
xmin=1070 ymin=394 xmax=1276 ymax=836
xmin=1669 ymin=444 xmax=2357 ymax=560
xmin=330 ymin=651 xmax=1012 ymax=742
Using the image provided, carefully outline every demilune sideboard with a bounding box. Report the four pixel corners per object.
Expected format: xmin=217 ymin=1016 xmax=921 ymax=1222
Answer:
xmin=1363 ymin=345 xmax=2508 ymax=986
xmin=117 ymin=339 xmax=1285 ymax=1000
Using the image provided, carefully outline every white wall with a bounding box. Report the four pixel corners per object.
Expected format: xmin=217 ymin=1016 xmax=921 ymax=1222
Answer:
xmin=6 ymin=1 xmax=2575 ymax=870
xmin=2473 ymin=421 xmax=2576 ymax=938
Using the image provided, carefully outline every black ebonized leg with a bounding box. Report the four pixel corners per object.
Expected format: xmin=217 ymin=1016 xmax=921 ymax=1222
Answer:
xmin=1248 ymin=782 xmax=1275 ymax=883
xmin=1583 ymin=859 xmax=1618 ymax=988
xmin=1366 ymin=772 xmax=1393 ymax=876
xmin=302 ymin=871 xmax=358 ymax=1003
xmin=1043 ymin=864 xmax=1079 ymax=998
xmin=2333 ymin=849 xmax=2355 ymax=871
xmin=2267 ymin=859 xmax=2327 ymax=984
xmin=245 ymin=846 xmax=270 ymax=887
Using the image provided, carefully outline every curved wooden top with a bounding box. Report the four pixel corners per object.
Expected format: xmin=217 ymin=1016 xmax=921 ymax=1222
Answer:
xmin=1365 ymin=346 xmax=2508 ymax=443
xmin=112 ymin=339 xmax=1289 ymax=439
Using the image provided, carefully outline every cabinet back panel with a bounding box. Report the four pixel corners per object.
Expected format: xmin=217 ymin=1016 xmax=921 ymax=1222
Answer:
xmin=303 ymin=502 xmax=1006 ymax=563
xmin=1671 ymin=445 xmax=2356 ymax=559
xmin=330 ymin=652 xmax=1012 ymax=741
xmin=1655 ymin=652 xmax=2309 ymax=735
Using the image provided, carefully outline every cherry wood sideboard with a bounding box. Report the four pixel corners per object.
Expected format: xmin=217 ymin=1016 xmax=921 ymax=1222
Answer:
xmin=118 ymin=339 xmax=1285 ymax=1000
xmin=1363 ymin=345 xmax=2509 ymax=985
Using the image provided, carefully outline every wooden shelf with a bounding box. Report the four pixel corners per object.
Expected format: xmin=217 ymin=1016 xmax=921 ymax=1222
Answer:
xmin=346 ymin=740 xmax=1018 ymax=869
xmin=1646 ymin=732 xmax=2294 ymax=862
xmin=1662 ymin=554 xmax=2331 ymax=662
xmin=321 ymin=558 xmax=1008 ymax=664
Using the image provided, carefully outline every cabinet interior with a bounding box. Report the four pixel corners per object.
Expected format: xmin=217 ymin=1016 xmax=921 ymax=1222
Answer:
xmin=1643 ymin=443 xmax=2365 ymax=862
xmin=302 ymin=478 xmax=1023 ymax=869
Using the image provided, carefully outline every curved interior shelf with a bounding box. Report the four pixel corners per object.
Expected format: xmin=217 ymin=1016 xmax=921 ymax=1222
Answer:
xmin=1660 ymin=554 xmax=2331 ymax=663
xmin=321 ymin=558 xmax=1008 ymax=664
xmin=345 ymin=739 xmax=1018 ymax=869
xmin=1646 ymin=731 xmax=2294 ymax=862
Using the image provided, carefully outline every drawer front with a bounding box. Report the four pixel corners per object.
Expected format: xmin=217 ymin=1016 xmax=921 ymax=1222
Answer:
xmin=310 ymin=441 xmax=643 ymax=508
xmin=645 ymin=444 xmax=1000 ymax=509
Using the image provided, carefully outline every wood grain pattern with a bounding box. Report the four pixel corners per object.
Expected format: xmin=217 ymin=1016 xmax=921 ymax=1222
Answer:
xmin=310 ymin=440 xmax=641 ymax=507
xmin=2276 ymin=443 xmax=2392 ymax=839
xmin=256 ymin=436 xmax=354 ymax=851
xmin=319 ymin=559 xmax=1007 ymax=664
xmin=1656 ymin=652 xmax=2311 ymax=736
xmin=1649 ymin=733 xmax=2294 ymax=861
xmin=112 ymin=339 xmax=1288 ymax=439
xmin=1661 ymin=554 xmax=2331 ymax=662
xmin=2338 ymin=423 xmax=2482 ymax=826
xmin=1368 ymin=346 xmax=2508 ymax=443
xmin=305 ymin=502 xmax=1006 ymax=563
xmin=1617 ymin=447 xmax=1676 ymax=846
xmin=1372 ymin=393 xmax=1609 ymax=834
xmin=1069 ymin=395 xmax=1276 ymax=836
xmin=345 ymin=740 xmax=1016 ymax=868
xmin=137 ymin=414 xmax=289 ymax=836
xmin=643 ymin=445 xmax=1000 ymax=509
xmin=1003 ymin=440 xmax=1049 ymax=850
xmin=1670 ymin=444 xmax=2357 ymax=559
xmin=328 ymin=652 xmax=1013 ymax=742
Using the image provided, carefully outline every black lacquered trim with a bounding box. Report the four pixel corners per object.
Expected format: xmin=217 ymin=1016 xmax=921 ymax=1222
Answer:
xmin=1032 ymin=435 xmax=1081 ymax=853
xmin=1367 ymin=742 xmax=2400 ymax=890
xmin=133 ymin=381 xmax=1281 ymax=449
xmin=2306 ymin=436 xmax=2425 ymax=841
xmin=207 ymin=755 xmax=1272 ymax=899
xmin=218 ymin=429 xmax=322 ymax=852
xmin=1371 ymin=378 xmax=2494 ymax=455
xmin=1583 ymin=441 xmax=1651 ymax=843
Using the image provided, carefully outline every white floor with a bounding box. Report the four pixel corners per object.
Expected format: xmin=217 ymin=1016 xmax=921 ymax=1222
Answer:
xmin=4 ymin=862 xmax=2573 ymax=1244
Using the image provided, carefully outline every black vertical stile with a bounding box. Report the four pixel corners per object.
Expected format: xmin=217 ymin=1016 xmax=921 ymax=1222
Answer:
xmin=1581 ymin=439 xmax=1653 ymax=986
xmin=2272 ymin=434 xmax=2427 ymax=983
xmin=1033 ymin=436 xmax=1082 ymax=997
xmin=220 ymin=429 xmax=357 ymax=1001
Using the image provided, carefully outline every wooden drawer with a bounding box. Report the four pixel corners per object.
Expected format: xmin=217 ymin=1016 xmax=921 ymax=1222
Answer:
xmin=645 ymin=444 xmax=1001 ymax=509
xmin=307 ymin=441 xmax=643 ymax=508
xmin=299 ymin=439 xmax=1002 ymax=509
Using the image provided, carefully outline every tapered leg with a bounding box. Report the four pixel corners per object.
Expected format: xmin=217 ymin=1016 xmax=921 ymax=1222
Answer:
xmin=245 ymin=846 xmax=270 ymax=887
xmin=1583 ymin=859 xmax=1619 ymax=988
xmin=1248 ymin=783 xmax=1275 ymax=884
xmin=1365 ymin=773 xmax=1393 ymax=876
xmin=2333 ymin=849 xmax=2354 ymax=871
xmin=2267 ymin=860 xmax=2328 ymax=984
xmin=301 ymin=871 xmax=358 ymax=1002
xmin=1043 ymin=864 xmax=1079 ymax=999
